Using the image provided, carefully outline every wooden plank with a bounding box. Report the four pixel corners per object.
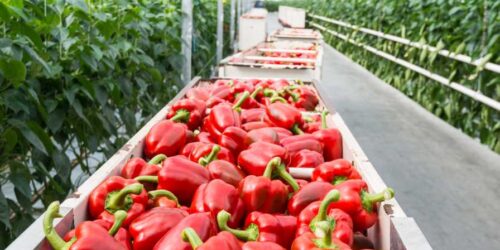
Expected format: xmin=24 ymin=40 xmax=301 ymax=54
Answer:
xmin=257 ymin=48 xmax=318 ymax=54
xmin=243 ymin=55 xmax=317 ymax=64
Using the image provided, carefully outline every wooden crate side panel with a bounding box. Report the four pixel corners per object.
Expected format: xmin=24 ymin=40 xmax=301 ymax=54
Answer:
xmin=220 ymin=65 xmax=316 ymax=81
xmin=390 ymin=217 xmax=433 ymax=250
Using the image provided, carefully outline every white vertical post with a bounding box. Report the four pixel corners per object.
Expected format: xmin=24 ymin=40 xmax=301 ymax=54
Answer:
xmin=181 ymin=0 xmax=192 ymax=84
xmin=230 ymin=0 xmax=236 ymax=49
xmin=216 ymin=0 xmax=224 ymax=63
xmin=236 ymin=0 xmax=241 ymax=52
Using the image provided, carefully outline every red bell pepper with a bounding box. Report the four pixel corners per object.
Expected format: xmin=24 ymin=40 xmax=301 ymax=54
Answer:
xmin=195 ymin=131 xmax=216 ymax=144
xmin=243 ymin=242 xmax=286 ymax=250
xmin=330 ymin=180 xmax=395 ymax=231
xmin=62 ymin=215 xmax=131 ymax=250
xmin=244 ymin=211 xmax=297 ymax=249
xmin=205 ymin=92 xmax=248 ymax=140
xmin=245 ymin=127 xmax=280 ymax=146
xmin=147 ymin=189 xmax=180 ymax=209
xmin=238 ymin=157 xmax=297 ymax=213
xmin=312 ymin=159 xmax=360 ymax=185
xmin=187 ymin=87 xmax=210 ymax=101
xmin=241 ymin=121 xmax=271 ymax=131
xmin=129 ymin=207 xmax=188 ymax=250
xmin=237 ymin=86 xmax=263 ymax=109
xmin=238 ymin=142 xmax=288 ymax=176
xmin=264 ymin=102 xmax=303 ymax=134
xmin=157 ymin=155 xmax=210 ymax=205
xmin=211 ymin=84 xmax=234 ymax=102
xmin=120 ymin=154 xmax=166 ymax=179
xmin=290 ymin=149 xmax=324 ymax=168
xmin=219 ymin=126 xmax=248 ymax=157
xmin=217 ymin=210 xmax=293 ymax=248
xmin=144 ymin=120 xmax=188 ymax=158
xmin=241 ymin=108 xmax=265 ymax=123
xmin=206 ymin=160 xmax=245 ymax=187
xmin=297 ymin=189 xmax=354 ymax=245
xmin=270 ymin=127 xmax=293 ymax=140
xmin=182 ymin=229 xmax=242 ymax=250
xmin=88 ymin=176 xmax=147 ymax=227
xmin=206 ymin=96 xmax=227 ymax=108
xmin=153 ymin=212 xmax=218 ymax=250
xmin=291 ymin=226 xmax=351 ymax=250
xmin=281 ymin=136 xmax=323 ymax=161
xmin=191 ymin=179 xmax=245 ymax=228
xmin=44 ymin=202 xmax=129 ymax=250
xmin=180 ymin=142 xmax=205 ymax=157
xmin=313 ymin=110 xmax=342 ymax=161
xmin=189 ymin=143 xmax=235 ymax=166
xmin=286 ymin=86 xmax=319 ymax=111
xmin=166 ymin=98 xmax=206 ymax=130
xmin=288 ymin=181 xmax=335 ymax=216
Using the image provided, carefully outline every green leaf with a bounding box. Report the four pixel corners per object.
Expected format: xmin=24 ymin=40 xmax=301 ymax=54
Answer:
xmin=67 ymin=0 xmax=88 ymax=12
xmin=8 ymin=119 xmax=49 ymax=155
xmin=12 ymin=22 xmax=43 ymax=51
xmin=21 ymin=45 xmax=51 ymax=73
xmin=47 ymin=107 xmax=65 ymax=133
xmin=2 ymin=128 xmax=18 ymax=154
xmin=0 ymin=189 xmax=10 ymax=229
xmin=0 ymin=59 xmax=26 ymax=82
xmin=52 ymin=151 xmax=71 ymax=180
xmin=26 ymin=121 xmax=53 ymax=155
xmin=0 ymin=3 xmax=10 ymax=22
xmin=8 ymin=161 xmax=32 ymax=199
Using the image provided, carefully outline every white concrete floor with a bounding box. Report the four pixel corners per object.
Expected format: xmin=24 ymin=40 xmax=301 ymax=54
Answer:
xmin=267 ymin=12 xmax=500 ymax=250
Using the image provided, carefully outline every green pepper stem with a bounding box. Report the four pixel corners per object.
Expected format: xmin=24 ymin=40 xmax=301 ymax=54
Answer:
xmin=182 ymin=227 xmax=204 ymax=249
xmin=333 ymin=176 xmax=348 ymax=185
xmin=275 ymin=163 xmax=300 ymax=192
xmin=170 ymin=109 xmax=190 ymax=123
xmin=108 ymin=210 xmax=127 ymax=236
xmin=106 ymin=183 xmax=143 ymax=211
xmin=199 ymin=145 xmax=220 ymax=166
xmin=270 ymin=95 xmax=287 ymax=103
xmin=312 ymin=220 xmax=333 ymax=247
xmin=321 ymin=110 xmax=329 ymax=129
xmin=364 ymin=188 xmax=395 ymax=203
xmin=315 ymin=189 xmax=340 ymax=221
xmin=250 ymin=86 xmax=263 ymax=99
xmin=43 ymin=201 xmax=73 ymax=250
xmin=134 ymin=175 xmax=159 ymax=183
xmin=217 ymin=210 xmax=259 ymax=241
xmin=233 ymin=91 xmax=250 ymax=110
xmin=263 ymin=88 xmax=277 ymax=97
xmin=148 ymin=154 xmax=167 ymax=165
xmin=285 ymin=88 xmax=299 ymax=102
xmin=291 ymin=124 xmax=304 ymax=135
xmin=263 ymin=157 xmax=281 ymax=179
xmin=148 ymin=189 xmax=179 ymax=207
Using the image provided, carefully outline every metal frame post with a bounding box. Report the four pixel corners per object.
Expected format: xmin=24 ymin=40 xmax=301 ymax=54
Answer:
xmin=230 ymin=0 xmax=236 ymax=49
xmin=216 ymin=0 xmax=224 ymax=63
xmin=182 ymin=0 xmax=193 ymax=84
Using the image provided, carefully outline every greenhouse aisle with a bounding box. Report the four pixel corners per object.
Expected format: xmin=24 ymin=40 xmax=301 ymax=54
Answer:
xmin=266 ymin=12 xmax=500 ymax=250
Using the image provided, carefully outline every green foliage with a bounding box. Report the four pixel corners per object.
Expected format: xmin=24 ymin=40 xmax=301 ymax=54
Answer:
xmin=299 ymin=0 xmax=500 ymax=152
xmin=0 ymin=0 xmax=227 ymax=247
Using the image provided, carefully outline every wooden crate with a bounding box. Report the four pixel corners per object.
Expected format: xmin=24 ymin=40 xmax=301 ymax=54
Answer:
xmin=278 ymin=6 xmax=306 ymax=28
xmin=269 ymin=28 xmax=323 ymax=43
xmin=219 ymin=42 xmax=323 ymax=81
xmin=8 ymin=77 xmax=432 ymax=250
xmin=238 ymin=9 xmax=267 ymax=51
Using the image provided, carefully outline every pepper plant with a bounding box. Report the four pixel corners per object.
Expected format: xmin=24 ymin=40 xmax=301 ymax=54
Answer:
xmin=0 ymin=0 xmax=227 ymax=247
xmin=280 ymin=0 xmax=500 ymax=152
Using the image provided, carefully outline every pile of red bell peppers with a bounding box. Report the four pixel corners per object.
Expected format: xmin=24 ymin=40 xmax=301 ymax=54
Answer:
xmin=43 ymin=79 xmax=394 ymax=250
